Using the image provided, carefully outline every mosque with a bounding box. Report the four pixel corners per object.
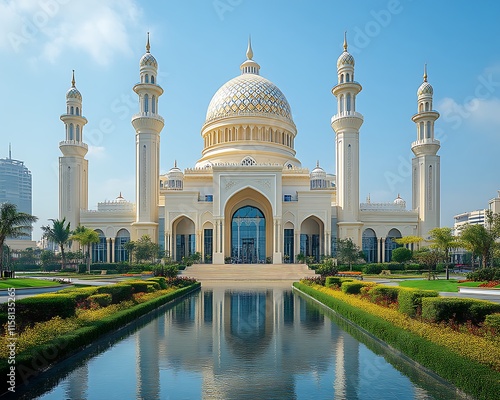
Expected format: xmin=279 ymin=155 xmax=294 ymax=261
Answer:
xmin=58 ymin=34 xmax=441 ymax=265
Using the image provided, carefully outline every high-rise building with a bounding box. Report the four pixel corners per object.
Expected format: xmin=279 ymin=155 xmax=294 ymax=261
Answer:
xmin=0 ymin=145 xmax=33 ymax=240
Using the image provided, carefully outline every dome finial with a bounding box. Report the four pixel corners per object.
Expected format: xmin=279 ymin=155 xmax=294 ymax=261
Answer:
xmin=343 ymin=31 xmax=348 ymax=52
xmin=423 ymin=63 xmax=427 ymax=82
xmin=146 ymin=32 xmax=150 ymax=53
xmin=71 ymin=69 xmax=75 ymax=87
xmin=316 ymin=160 xmax=320 ymax=168
xmin=174 ymin=160 xmax=177 ymax=168
xmin=246 ymin=35 xmax=253 ymax=60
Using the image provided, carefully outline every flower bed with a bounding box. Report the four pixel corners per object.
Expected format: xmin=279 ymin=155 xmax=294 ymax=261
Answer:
xmin=293 ymin=281 xmax=500 ymax=400
xmin=0 ymin=280 xmax=200 ymax=393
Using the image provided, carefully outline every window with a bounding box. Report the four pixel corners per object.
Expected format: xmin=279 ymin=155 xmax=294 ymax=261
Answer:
xmin=241 ymin=156 xmax=256 ymax=166
xmin=346 ymin=93 xmax=352 ymax=112
xmin=70 ymin=106 xmax=74 ymax=115
xmin=152 ymin=95 xmax=156 ymax=113
xmin=76 ymin=125 xmax=80 ymax=141
xmin=69 ymin=124 xmax=74 ymax=140
xmin=346 ymin=73 xmax=350 ymax=82
xmin=151 ymin=75 xmax=155 ymax=84
xmin=144 ymin=94 xmax=149 ymax=113
xmin=76 ymin=107 xmax=80 ymax=116
xmin=145 ymin=74 xmax=149 ymax=83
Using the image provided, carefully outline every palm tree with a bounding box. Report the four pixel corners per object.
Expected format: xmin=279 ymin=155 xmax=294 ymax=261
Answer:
xmin=428 ymin=227 xmax=461 ymax=279
xmin=71 ymin=225 xmax=99 ymax=273
xmin=0 ymin=203 xmax=38 ymax=277
xmin=41 ymin=218 xmax=71 ymax=270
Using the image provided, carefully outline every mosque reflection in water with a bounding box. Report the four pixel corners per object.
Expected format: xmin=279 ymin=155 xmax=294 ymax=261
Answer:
xmin=59 ymin=285 xmax=432 ymax=400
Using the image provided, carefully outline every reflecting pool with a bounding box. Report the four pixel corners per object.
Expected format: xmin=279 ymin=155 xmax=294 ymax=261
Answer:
xmin=16 ymin=282 xmax=468 ymax=400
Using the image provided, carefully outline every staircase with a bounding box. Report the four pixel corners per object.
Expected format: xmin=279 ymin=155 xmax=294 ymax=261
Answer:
xmin=179 ymin=264 xmax=319 ymax=281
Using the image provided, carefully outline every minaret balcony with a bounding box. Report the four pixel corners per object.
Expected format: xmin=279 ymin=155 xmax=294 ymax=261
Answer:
xmin=131 ymin=112 xmax=165 ymax=132
xmin=59 ymin=140 xmax=88 ymax=157
xmin=412 ymin=110 xmax=439 ymax=122
xmin=411 ymin=138 xmax=440 ymax=156
xmin=133 ymin=83 xmax=164 ymax=96
xmin=332 ymin=81 xmax=362 ymax=96
xmin=331 ymin=111 xmax=364 ymax=131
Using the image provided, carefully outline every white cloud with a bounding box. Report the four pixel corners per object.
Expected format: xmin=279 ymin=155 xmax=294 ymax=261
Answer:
xmin=0 ymin=0 xmax=143 ymax=65
xmin=87 ymin=145 xmax=106 ymax=159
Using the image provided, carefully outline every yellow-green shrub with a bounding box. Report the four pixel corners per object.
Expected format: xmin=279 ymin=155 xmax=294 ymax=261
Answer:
xmin=398 ymin=287 xmax=439 ymax=317
xmin=341 ymin=281 xmax=375 ymax=294
xmin=88 ymin=293 xmax=112 ymax=308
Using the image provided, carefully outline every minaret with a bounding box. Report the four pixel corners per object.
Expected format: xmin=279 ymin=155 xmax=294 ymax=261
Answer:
xmin=131 ymin=33 xmax=164 ymax=241
xmin=331 ymin=33 xmax=364 ymax=245
xmin=59 ymin=70 xmax=88 ymax=233
xmin=411 ymin=65 xmax=440 ymax=239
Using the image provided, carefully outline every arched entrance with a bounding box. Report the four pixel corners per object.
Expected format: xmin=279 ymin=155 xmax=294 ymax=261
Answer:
xmin=224 ymin=187 xmax=273 ymax=263
xmin=362 ymin=228 xmax=378 ymax=263
xmin=231 ymin=206 xmax=266 ymax=263
xmin=300 ymin=216 xmax=323 ymax=262
xmin=385 ymin=228 xmax=402 ymax=262
xmin=173 ymin=216 xmax=195 ymax=262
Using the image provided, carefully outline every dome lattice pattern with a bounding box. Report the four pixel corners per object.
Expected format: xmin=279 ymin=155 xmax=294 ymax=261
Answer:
xmin=205 ymin=74 xmax=293 ymax=124
xmin=66 ymin=87 xmax=82 ymax=100
xmin=417 ymin=82 xmax=433 ymax=96
xmin=140 ymin=53 xmax=158 ymax=68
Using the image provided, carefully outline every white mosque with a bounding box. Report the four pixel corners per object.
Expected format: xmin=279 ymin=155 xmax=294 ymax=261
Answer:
xmin=58 ymin=34 xmax=440 ymax=265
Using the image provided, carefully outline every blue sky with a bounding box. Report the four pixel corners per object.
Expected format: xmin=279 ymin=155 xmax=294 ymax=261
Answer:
xmin=0 ymin=0 xmax=498 ymax=241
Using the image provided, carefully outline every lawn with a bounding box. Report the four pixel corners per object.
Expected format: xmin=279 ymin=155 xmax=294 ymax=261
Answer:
xmin=398 ymin=279 xmax=485 ymax=292
xmin=0 ymin=278 xmax=62 ymax=289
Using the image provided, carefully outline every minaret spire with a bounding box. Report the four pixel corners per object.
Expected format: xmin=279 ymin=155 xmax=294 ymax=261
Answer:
xmin=146 ymin=32 xmax=150 ymax=53
xmin=423 ymin=63 xmax=427 ymax=82
xmin=343 ymin=31 xmax=348 ymax=52
xmin=246 ymin=35 xmax=253 ymax=60
xmin=71 ymin=69 xmax=75 ymax=87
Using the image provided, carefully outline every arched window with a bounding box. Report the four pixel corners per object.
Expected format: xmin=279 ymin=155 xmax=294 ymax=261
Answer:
xmin=346 ymin=93 xmax=352 ymax=112
xmin=145 ymin=74 xmax=149 ymax=83
xmin=152 ymin=95 xmax=156 ymax=113
xmin=144 ymin=94 xmax=149 ymax=113
xmin=231 ymin=206 xmax=266 ymax=263
xmin=362 ymin=229 xmax=378 ymax=263
xmin=340 ymin=74 xmax=344 ymax=83
xmin=76 ymin=125 xmax=80 ymax=141
xmin=425 ymin=102 xmax=430 ymax=111
xmin=340 ymin=94 xmax=344 ymax=113
xmin=241 ymin=156 xmax=257 ymax=166
xmin=69 ymin=123 xmax=74 ymax=140
xmin=385 ymin=228 xmax=402 ymax=262
xmin=76 ymin=107 xmax=80 ymax=116
xmin=70 ymin=106 xmax=74 ymax=115
xmin=426 ymin=121 xmax=431 ymax=138
xmin=151 ymin=75 xmax=155 ymax=84
xmin=92 ymin=230 xmax=107 ymax=263
xmin=419 ymin=103 xmax=424 ymax=112
xmin=346 ymin=73 xmax=350 ymax=82
xmin=114 ymin=229 xmax=131 ymax=263
xmin=419 ymin=122 xmax=424 ymax=140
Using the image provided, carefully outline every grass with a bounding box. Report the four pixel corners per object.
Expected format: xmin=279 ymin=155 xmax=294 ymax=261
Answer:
xmin=0 ymin=278 xmax=63 ymax=289
xmin=398 ymin=279 xmax=485 ymax=292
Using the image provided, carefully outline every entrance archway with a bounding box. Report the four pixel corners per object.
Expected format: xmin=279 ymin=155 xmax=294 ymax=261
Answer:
xmin=224 ymin=188 xmax=273 ymax=263
xmin=231 ymin=206 xmax=265 ymax=263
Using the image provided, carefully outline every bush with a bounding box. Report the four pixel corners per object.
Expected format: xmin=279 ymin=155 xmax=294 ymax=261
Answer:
xmin=485 ymin=313 xmax=500 ymax=332
xmin=15 ymin=295 xmax=76 ymax=325
xmin=341 ymin=281 xmax=375 ymax=294
xmin=96 ymin=284 xmax=133 ymax=303
xmin=148 ymin=277 xmax=167 ymax=289
xmin=88 ymin=293 xmax=112 ymax=307
xmin=466 ymin=267 xmax=500 ymax=282
xmin=398 ymin=288 xmax=439 ymax=317
xmin=362 ymin=264 xmax=382 ymax=275
xmin=385 ymin=262 xmax=404 ymax=271
xmin=316 ymin=258 xmax=338 ymax=277
xmin=125 ymin=280 xmax=157 ymax=294
xmin=153 ymin=264 xmax=179 ymax=278
xmin=325 ymin=276 xmax=342 ymax=288
xmin=405 ymin=263 xmax=421 ymax=271
xmin=59 ymin=287 xmax=98 ymax=304
xmin=365 ymin=285 xmax=400 ymax=304
xmin=421 ymin=297 xmax=500 ymax=325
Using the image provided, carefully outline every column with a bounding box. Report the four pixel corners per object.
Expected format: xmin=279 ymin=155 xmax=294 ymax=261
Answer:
xmin=381 ymin=237 xmax=386 ymax=263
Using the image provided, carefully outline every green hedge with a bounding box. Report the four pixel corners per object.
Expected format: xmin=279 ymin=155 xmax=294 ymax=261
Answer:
xmin=96 ymin=284 xmax=133 ymax=303
xmin=0 ymin=282 xmax=201 ymax=392
xmin=466 ymin=267 xmax=500 ymax=282
xmin=398 ymin=288 xmax=439 ymax=317
xmin=147 ymin=277 xmax=167 ymax=289
xmin=362 ymin=264 xmax=383 ymax=274
xmin=293 ymin=282 xmax=500 ymax=400
xmin=365 ymin=285 xmax=400 ymax=304
xmin=421 ymin=297 xmax=500 ymax=325
xmin=15 ymin=295 xmax=76 ymax=325
xmin=325 ymin=276 xmax=342 ymax=288
xmin=341 ymin=281 xmax=374 ymax=294
xmin=124 ymin=280 xmax=159 ymax=294
xmin=88 ymin=294 xmax=112 ymax=307
xmin=58 ymin=287 xmax=98 ymax=304
xmin=485 ymin=313 xmax=500 ymax=331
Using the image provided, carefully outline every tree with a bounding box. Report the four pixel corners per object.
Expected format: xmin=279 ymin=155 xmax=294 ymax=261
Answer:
xmin=414 ymin=248 xmax=443 ymax=280
xmin=71 ymin=225 xmax=99 ymax=273
xmin=0 ymin=203 xmax=38 ymax=277
xmin=460 ymin=224 xmax=493 ymax=269
xmin=391 ymin=247 xmax=412 ymax=264
xmin=133 ymin=235 xmax=160 ymax=264
xmin=336 ymin=238 xmax=362 ymax=271
xmin=428 ymin=227 xmax=461 ymax=279
xmin=41 ymin=218 xmax=71 ymax=270
xmin=394 ymin=235 xmax=423 ymax=250
xmin=124 ymin=240 xmax=136 ymax=264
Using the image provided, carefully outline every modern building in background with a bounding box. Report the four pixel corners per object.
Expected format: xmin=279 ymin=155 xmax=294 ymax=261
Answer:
xmin=59 ymin=35 xmax=441 ymax=265
xmin=0 ymin=145 xmax=33 ymax=240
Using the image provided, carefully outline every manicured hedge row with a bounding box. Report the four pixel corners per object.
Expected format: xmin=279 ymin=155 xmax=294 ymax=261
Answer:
xmin=0 ymin=282 xmax=201 ymax=393
xmin=88 ymin=294 xmax=112 ymax=307
xmin=397 ymin=288 xmax=439 ymax=317
xmin=14 ymin=295 xmax=76 ymax=325
xmin=485 ymin=313 xmax=500 ymax=331
xmin=341 ymin=281 xmax=375 ymax=294
xmin=96 ymin=284 xmax=133 ymax=304
xmin=147 ymin=277 xmax=167 ymax=289
xmin=293 ymin=282 xmax=500 ymax=400
xmin=364 ymin=285 xmax=400 ymax=304
xmin=421 ymin=297 xmax=500 ymax=325
xmin=58 ymin=287 xmax=99 ymax=303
